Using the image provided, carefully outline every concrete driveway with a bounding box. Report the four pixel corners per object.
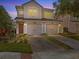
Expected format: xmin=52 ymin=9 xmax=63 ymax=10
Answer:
xmin=28 ymin=37 xmax=79 ymax=59
xmin=29 ymin=37 xmax=64 ymax=52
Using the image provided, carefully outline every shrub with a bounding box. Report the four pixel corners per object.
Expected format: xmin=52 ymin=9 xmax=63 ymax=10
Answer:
xmin=41 ymin=33 xmax=48 ymax=36
xmin=0 ymin=37 xmax=9 ymax=43
xmin=15 ymin=34 xmax=29 ymax=43
xmin=63 ymin=27 xmax=68 ymax=32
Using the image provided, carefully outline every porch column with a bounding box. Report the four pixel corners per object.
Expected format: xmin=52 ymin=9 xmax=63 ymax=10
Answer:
xmin=24 ymin=23 xmax=27 ymax=34
xmin=44 ymin=24 xmax=47 ymax=33
xmin=42 ymin=23 xmax=47 ymax=33
xmin=58 ymin=24 xmax=63 ymax=33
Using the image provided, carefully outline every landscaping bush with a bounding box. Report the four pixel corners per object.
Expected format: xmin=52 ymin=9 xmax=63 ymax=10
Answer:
xmin=0 ymin=34 xmax=32 ymax=53
xmin=0 ymin=36 xmax=10 ymax=43
xmin=0 ymin=29 xmax=15 ymax=43
xmin=15 ymin=34 xmax=29 ymax=43
xmin=41 ymin=33 xmax=48 ymax=36
xmin=63 ymin=27 xmax=68 ymax=33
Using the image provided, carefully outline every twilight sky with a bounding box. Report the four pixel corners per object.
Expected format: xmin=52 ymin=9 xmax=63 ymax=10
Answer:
xmin=0 ymin=0 xmax=58 ymax=19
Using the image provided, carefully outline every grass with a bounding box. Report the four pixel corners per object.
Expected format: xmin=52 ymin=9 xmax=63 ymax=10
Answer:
xmin=0 ymin=43 xmax=32 ymax=53
xmin=69 ymin=35 xmax=79 ymax=41
xmin=60 ymin=32 xmax=79 ymax=41
xmin=46 ymin=36 xmax=73 ymax=50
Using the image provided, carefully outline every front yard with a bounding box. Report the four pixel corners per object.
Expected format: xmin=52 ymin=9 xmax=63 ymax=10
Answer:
xmin=0 ymin=34 xmax=32 ymax=53
xmin=0 ymin=43 xmax=32 ymax=53
xmin=66 ymin=35 xmax=79 ymax=41
xmin=60 ymin=32 xmax=79 ymax=41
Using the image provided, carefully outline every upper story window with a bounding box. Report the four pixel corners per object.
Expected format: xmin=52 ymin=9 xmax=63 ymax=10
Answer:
xmin=28 ymin=9 xmax=38 ymax=16
xmin=44 ymin=11 xmax=52 ymax=17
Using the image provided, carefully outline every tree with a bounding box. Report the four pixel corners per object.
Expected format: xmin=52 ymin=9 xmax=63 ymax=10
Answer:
xmin=0 ymin=6 xmax=14 ymax=40
xmin=56 ymin=0 xmax=79 ymax=17
xmin=56 ymin=0 xmax=79 ymax=33
xmin=56 ymin=0 xmax=72 ymax=15
xmin=72 ymin=0 xmax=79 ymax=17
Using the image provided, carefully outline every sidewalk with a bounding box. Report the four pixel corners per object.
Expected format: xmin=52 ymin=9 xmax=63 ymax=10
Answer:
xmin=32 ymin=51 xmax=79 ymax=59
xmin=55 ymin=35 xmax=79 ymax=50
xmin=0 ymin=52 xmax=32 ymax=59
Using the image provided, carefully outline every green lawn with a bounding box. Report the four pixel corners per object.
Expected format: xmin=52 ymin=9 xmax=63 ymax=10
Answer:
xmin=0 ymin=43 xmax=32 ymax=53
xmin=65 ymin=35 xmax=79 ymax=41
xmin=46 ymin=36 xmax=73 ymax=50
xmin=60 ymin=32 xmax=79 ymax=41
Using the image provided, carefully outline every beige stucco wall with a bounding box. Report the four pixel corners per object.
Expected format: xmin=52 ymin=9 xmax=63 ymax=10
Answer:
xmin=23 ymin=1 xmax=42 ymax=19
xmin=16 ymin=19 xmax=63 ymax=35
xmin=16 ymin=1 xmax=54 ymax=19
xmin=16 ymin=6 xmax=24 ymax=17
xmin=43 ymin=9 xmax=54 ymax=19
xmin=23 ymin=20 xmax=61 ymax=35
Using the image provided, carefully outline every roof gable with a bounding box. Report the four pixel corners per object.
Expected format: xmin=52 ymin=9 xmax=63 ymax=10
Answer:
xmin=22 ymin=0 xmax=43 ymax=8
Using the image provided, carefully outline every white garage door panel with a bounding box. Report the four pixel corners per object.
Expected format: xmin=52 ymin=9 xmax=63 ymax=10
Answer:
xmin=27 ymin=24 xmax=42 ymax=35
xmin=47 ymin=24 xmax=58 ymax=35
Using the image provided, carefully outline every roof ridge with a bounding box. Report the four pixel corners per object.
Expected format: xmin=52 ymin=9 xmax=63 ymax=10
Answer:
xmin=22 ymin=0 xmax=53 ymax=10
xmin=22 ymin=0 xmax=43 ymax=8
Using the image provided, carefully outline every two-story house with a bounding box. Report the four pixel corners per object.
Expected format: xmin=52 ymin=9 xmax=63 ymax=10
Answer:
xmin=15 ymin=0 xmax=63 ymax=35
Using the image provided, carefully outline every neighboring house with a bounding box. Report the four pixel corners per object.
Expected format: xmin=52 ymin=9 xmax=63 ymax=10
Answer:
xmin=15 ymin=0 xmax=63 ymax=35
xmin=58 ymin=15 xmax=79 ymax=34
xmin=63 ymin=15 xmax=79 ymax=34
